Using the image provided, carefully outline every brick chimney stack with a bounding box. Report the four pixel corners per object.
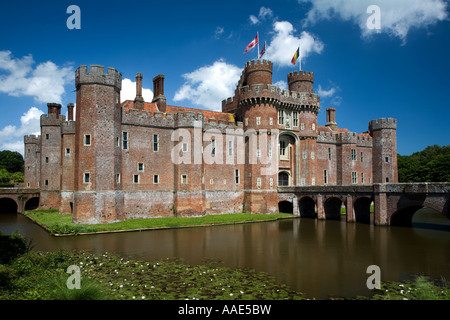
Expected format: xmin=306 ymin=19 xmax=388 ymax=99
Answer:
xmin=326 ymin=107 xmax=337 ymax=131
xmin=67 ymin=103 xmax=74 ymax=121
xmin=134 ymin=73 xmax=144 ymax=109
xmin=47 ymin=103 xmax=62 ymax=116
xmin=152 ymin=74 xmax=166 ymax=112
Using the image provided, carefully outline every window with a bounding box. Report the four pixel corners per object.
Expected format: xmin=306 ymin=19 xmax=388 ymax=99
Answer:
xmin=45 ymin=157 xmax=49 ymax=163
xmin=116 ymin=174 xmax=121 ymax=184
xmin=293 ymin=112 xmax=298 ymax=127
xmin=122 ymin=132 xmax=128 ymax=150
xmin=117 ymin=137 xmax=120 ymax=147
xmin=45 ymin=134 xmax=49 ymax=140
xmin=44 ymin=179 xmax=49 ymax=186
xmin=278 ymin=172 xmax=289 ymax=186
xmin=278 ymin=110 xmax=284 ymax=125
xmin=153 ymin=134 xmax=159 ymax=152
xmin=223 ymin=179 xmax=227 ymax=185
xmin=361 ymin=152 xmax=364 ymax=163
xmin=361 ymin=172 xmax=365 ymax=184
xmin=328 ymin=148 xmax=332 ymax=160
xmin=312 ymin=177 xmax=315 ymax=186
xmin=311 ymin=151 xmax=315 ymax=160
xmin=269 ymin=178 xmax=273 ymax=189
xmin=312 ymin=123 xmax=316 ymax=131
xmin=245 ymin=118 xmax=248 ymax=126
xmin=228 ymin=141 xmax=233 ymax=156
xmin=235 ymin=169 xmax=240 ymax=184
xmin=256 ymin=117 xmax=261 ymax=125
xmin=210 ymin=178 xmax=214 ymax=185
xmin=256 ymin=177 xmax=262 ymax=189
xmin=302 ymin=151 xmax=307 ymax=160
xmin=280 ymin=140 xmax=287 ymax=156
xmin=352 ymin=172 xmax=357 ymax=184
xmin=211 ymin=139 xmax=216 ymax=155
xmin=133 ymin=174 xmax=139 ymax=184
xmin=386 ymin=177 xmax=390 ymax=183
xmin=138 ymin=163 xmax=144 ymax=172
xmin=84 ymin=173 xmax=90 ymax=183
xmin=269 ymin=117 xmax=273 ymax=126
xmin=300 ymin=123 xmax=305 ymax=130
xmin=256 ymin=149 xmax=261 ymax=158
xmin=153 ymin=175 xmax=159 ymax=184
xmin=351 ymin=149 xmax=356 ymax=161
xmin=324 ymin=170 xmax=328 ymax=184
xmin=84 ymin=134 xmax=91 ymax=146
xmin=385 ymin=157 xmax=389 ymax=163
xmin=65 ymin=148 xmax=70 ymax=156
xmin=182 ymin=143 xmax=188 ymax=153
xmin=300 ymin=178 xmax=305 ymax=186
xmin=181 ymin=174 xmax=188 ymax=184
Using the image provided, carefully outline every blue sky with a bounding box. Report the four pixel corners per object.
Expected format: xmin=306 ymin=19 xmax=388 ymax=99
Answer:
xmin=0 ymin=0 xmax=449 ymax=156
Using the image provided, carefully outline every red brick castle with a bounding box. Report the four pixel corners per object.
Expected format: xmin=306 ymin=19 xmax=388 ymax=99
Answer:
xmin=24 ymin=60 xmax=398 ymax=224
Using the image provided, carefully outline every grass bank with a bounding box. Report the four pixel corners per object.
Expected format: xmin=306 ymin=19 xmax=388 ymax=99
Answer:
xmin=24 ymin=210 xmax=294 ymax=236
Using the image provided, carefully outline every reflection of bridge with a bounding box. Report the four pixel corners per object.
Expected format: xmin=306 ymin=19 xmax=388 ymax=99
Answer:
xmin=0 ymin=188 xmax=40 ymax=213
xmin=278 ymin=183 xmax=450 ymax=226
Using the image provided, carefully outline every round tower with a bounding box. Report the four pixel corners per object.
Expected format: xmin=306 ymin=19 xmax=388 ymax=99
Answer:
xmin=287 ymin=71 xmax=314 ymax=93
xmin=74 ymin=65 xmax=123 ymax=224
xmin=242 ymin=59 xmax=273 ymax=87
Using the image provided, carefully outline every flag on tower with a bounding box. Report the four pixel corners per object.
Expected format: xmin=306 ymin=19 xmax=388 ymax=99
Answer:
xmin=244 ymin=33 xmax=259 ymax=54
xmin=291 ymin=47 xmax=300 ymax=65
xmin=259 ymin=41 xmax=266 ymax=59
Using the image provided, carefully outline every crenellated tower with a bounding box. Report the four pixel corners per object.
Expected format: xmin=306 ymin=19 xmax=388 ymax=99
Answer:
xmin=24 ymin=135 xmax=41 ymax=189
xmin=73 ymin=65 xmax=123 ymax=223
xmin=369 ymin=118 xmax=398 ymax=184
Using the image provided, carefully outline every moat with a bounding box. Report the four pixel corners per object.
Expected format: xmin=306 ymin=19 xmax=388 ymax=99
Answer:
xmin=1 ymin=209 xmax=449 ymax=299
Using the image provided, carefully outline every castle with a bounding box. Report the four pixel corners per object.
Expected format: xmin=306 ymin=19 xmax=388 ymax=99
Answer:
xmin=24 ymin=60 xmax=398 ymax=224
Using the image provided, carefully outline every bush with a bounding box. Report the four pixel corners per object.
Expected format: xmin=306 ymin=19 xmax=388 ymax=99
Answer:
xmin=0 ymin=231 xmax=33 ymax=264
xmin=46 ymin=274 xmax=108 ymax=300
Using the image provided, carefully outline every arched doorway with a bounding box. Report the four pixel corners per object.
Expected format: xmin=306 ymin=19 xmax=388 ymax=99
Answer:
xmin=299 ymin=196 xmax=316 ymax=218
xmin=0 ymin=198 xmax=18 ymax=214
xmin=354 ymin=197 xmax=372 ymax=224
xmin=278 ymin=171 xmax=290 ymax=187
xmin=278 ymin=201 xmax=293 ymax=214
xmin=324 ymin=197 xmax=342 ymax=220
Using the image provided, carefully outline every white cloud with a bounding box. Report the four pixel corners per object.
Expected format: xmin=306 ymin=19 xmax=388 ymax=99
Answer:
xmin=266 ymin=21 xmax=324 ymax=67
xmin=0 ymin=50 xmax=73 ymax=104
xmin=318 ymin=84 xmax=342 ymax=106
xmin=120 ymin=78 xmax=153 ymax=103
xmin=299 ymin=0 xmax=448 ymax=43
xmin=317 ymin=85 xmax=336 ymax=98
xmin=273 ymin=80 xmax=288 ymax=91
xmin=0 ymin=106 xmax=44 ymax=155
xmin=250 ymin=6 xmax=274 ymax=24
xmin=174 ymin=59 xmax=242 ymax=111
xmin=214 ymin=26 xmax=225 ymax=39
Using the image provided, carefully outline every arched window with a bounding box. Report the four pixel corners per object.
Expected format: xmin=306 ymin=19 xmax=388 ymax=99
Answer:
xmin=278 ymin=171 xmax=289 ymax=186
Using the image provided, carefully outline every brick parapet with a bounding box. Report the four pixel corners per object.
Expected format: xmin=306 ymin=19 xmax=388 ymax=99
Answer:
xmin=61 ymin=121 xmax=76 ymax=135
xmin=75 ymin=65 xmax=122 ymax=91
xmin=369 ymin=118 xmax=397 ymax=132
xmin=24 ymin=135 xmax=40 ymax=144
xmin=40 ymin=113 xmax=65 ymax=126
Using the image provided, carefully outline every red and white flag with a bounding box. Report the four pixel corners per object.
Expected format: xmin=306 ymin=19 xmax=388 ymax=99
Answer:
xmin=244 ymin=33 xmax=259 ymax=54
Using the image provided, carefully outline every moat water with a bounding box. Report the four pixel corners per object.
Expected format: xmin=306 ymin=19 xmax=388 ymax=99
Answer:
xmin=0 ymin=209 xmax=449 ymax=299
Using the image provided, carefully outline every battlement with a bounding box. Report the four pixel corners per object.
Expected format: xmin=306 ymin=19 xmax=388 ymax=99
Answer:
xmin=288 ymin=70 xmax=314 ymax=93
xmin=40 ymin=113 xmax=65 ymax=126
xmin=24 ymin=135 xmax=40 ymax=144
xmin=244 ymin=59 xmax=273 ymax=71
xmin=75 ymin=65 xmax=122 ymax=90
xmin=369 ymin=118 xmax=397 ymax=131
xmin=288 ymin=70 xmax=314 ymax=83
xmin=61 ymin=120 xmax=76 ymax=135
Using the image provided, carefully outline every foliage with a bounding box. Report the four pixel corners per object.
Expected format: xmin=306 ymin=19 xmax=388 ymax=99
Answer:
xmin=0 ymin=231 xmax=33 ymax=264
xmin=0 ymin=168 xmax=11 ymax=183
xmin=0 ymin=150 xmax=24 ymax=174
xmin=398 ymin=144 xmax=450 ymax=182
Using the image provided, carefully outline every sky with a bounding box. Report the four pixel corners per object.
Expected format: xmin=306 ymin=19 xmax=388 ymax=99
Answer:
xmin=0 ymin=0 xmax=449 ymax=156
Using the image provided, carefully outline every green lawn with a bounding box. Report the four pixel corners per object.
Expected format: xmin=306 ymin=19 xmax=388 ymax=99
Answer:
xmin=24 ymin=210 xmax=294 ymax=235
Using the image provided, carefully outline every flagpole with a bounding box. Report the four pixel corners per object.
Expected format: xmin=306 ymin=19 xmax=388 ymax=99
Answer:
xmin=299 ymin=45 xmax=302 ymax=72
xmin=257 ymin=32 xmax=260 ymax=60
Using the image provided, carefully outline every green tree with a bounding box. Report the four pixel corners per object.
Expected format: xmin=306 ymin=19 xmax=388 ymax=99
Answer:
xmin=0 ymin=150 xmax=24 ymax=173
xmin=0 ymin=168 xmax=11 ymax=183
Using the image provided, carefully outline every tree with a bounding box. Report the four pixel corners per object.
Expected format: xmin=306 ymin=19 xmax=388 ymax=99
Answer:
xmin=0 ymin=150 xmax=24 ymax=174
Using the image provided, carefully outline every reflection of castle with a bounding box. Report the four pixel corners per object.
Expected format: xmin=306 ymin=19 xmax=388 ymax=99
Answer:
xmin=24 ymin=60 xmax=397 ymax=224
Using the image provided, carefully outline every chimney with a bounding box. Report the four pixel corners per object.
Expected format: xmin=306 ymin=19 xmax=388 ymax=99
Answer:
xmin=326 ymin=107 xmax=337 ymax=131
xmin=47 ymin=103 xmax=62 ymax=116
xmin=67 ymin=103 xmax=74 ymax=121
xmin=152 ymin=74 xmax=166 ymax=112
xmin=134 ymin=73 xmax=144 ymax=109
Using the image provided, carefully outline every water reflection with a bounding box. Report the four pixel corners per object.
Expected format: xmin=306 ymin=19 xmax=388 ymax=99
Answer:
xmin=0 ymin=210 xmax=449 ymax=299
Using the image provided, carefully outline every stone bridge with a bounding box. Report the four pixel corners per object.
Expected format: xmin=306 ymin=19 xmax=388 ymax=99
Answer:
xmin=0 ymin=188 xmax=40 ymax=213
xmin=278 ymin=183 xmax=450 ymax=226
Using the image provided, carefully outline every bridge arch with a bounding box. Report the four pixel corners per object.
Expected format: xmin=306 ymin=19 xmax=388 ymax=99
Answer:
xmin=324 ymin=197 xmax=342 ymax=220
xmin=25 ymin=197 xmax=40 ymax=211
xmin=278 ymin=200 xmax=293 ymax=214
xmin=390 ymin=205 xmax=450 ymax=227
xmin=354 ymin=197 xmax=372 ymax=224
xmin=299 ymin=196 xmax=316 ymax=218
xmin=0 ymin=197 xmax=18 ymax=214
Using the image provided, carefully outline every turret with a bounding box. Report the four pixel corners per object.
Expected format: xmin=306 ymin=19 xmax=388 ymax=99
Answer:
xmin=287 ymin=71 xmax=314 ymax=93
xmin=242 ymin=59 xmax=272 ymax=87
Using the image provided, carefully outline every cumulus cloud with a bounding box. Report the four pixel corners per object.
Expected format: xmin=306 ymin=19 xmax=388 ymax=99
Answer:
xmin=318 ymin=84 xmax=342 ymax=106
xmin=266 ymin=21 xmax=324 ymax=67
xmin=0 ymin=50 xmax=73 ymax=104
xmin=174 ymin=59 xmax=241 ymax=111
xmin=299 ymin=0 xmax=448 ymax=43
xmin=0 ymin=106 xmax=44 ymax=155
xmin=250 ymin=7 xmax=274 ymax=24
xmin=120 ymin=78 xmax=153 ymax=103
